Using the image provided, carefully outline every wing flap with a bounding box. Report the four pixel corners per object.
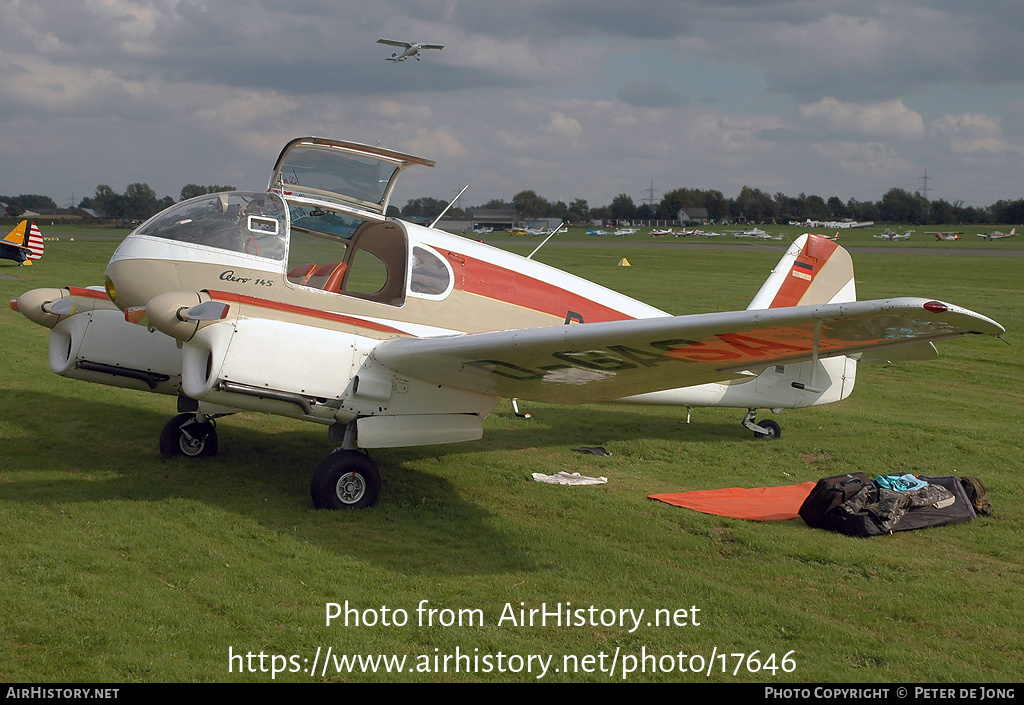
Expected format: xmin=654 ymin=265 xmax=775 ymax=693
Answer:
xmin=371 ymin=297 xmax=1002 ymax=404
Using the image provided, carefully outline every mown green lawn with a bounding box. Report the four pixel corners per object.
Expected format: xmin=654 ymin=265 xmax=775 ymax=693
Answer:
xmin=0 ymin=232 xmax=1020 ymax=682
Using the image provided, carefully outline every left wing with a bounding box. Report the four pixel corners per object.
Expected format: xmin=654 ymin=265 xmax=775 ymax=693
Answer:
xmin=371 ymin=298 xmax=1003 ymax=404
xmin=377 ymin=38 xmax=411 ymax=48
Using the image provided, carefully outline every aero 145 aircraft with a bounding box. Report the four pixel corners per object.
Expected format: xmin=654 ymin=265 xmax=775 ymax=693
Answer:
xmin=11 ymin=137 xmax=1004 ymax=509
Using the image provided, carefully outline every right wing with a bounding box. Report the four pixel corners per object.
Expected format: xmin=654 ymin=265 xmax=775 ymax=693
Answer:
xmin=371 ymin=298 xmax=1003 ymax=404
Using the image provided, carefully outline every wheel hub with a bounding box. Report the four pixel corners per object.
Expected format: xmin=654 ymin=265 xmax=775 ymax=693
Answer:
xmin=335 ymin=472 xmax=366 ymax=504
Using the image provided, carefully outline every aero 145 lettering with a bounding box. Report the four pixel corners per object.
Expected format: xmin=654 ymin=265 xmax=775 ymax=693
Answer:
xmin=10 ymin=137 xmax=1004 ymax=509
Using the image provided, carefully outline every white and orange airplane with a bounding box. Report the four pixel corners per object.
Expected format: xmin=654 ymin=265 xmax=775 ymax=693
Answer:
xmin=0 ymin=220 xmax=44 ymax=265
xmin=929 ymin=231 xmax=963 ymax=241
xmin=10 ymin=137 xmax=1004 ymax=509
xmin=977 ymin=228 xmax=1016 ymax=240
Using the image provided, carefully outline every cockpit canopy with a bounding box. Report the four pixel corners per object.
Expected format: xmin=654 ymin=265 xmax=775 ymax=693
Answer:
xmin=136 ymin=191 xmax=288 ymax=260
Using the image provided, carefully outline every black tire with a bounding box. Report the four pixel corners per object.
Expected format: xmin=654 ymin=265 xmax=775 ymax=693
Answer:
xmin=755 ymin=419 xmax=782 ymax=440
xmin=310 ymin=450 xmax=381 ymax=510
xmin=159 ymin=413 xmax=219 ymax=458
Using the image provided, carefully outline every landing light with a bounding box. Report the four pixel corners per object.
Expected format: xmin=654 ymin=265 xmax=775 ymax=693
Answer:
xmin=923 ymin=301 xmax=948 ymax=313
xmin=104 ymin=276 xmax=117 ymax=303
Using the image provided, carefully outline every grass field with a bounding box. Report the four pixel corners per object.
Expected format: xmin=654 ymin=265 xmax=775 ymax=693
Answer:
xmin=0 ymin=227 xmax=1021 ymax=682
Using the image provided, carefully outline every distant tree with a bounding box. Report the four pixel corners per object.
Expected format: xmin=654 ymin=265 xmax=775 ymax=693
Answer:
xmin=478 ymin=198 xmax=511 ymax=210
xmin=879 ymin=188 xmax=927 ymax=223
xmin=929 ymin=198 xmax=955 ymax=224
xmin=568 ymin=198 xmax=590 ymax=223
xmin=704 ymin=190 xmax=728 ymax=222
xmin=800 ymin=194 xmax=831 ymax=221
xmin=609 ymin=193 xmax=636 ymax=221
xmin=989 ymin=198 xmax=1024 ymax=224
xmin=549 ymin=200 xmax=569 ymax=221
xmin=512 ymin=190 xmax=550 ymax=221
xmin=12 ymin=194 xmax=57 ymax=212
xmin=86 ymin=184 xmax=127 ymax=219
xmin=827 ymin=196 xmax=846 ymax=219
xmin=180 ymin=184 xmax=237 ymax=201
xmin=401 ymin=197 xmax=448 ymax=219
xmin=125 ymin=182 xmax=158 ymax=220
xmin=733 ymin=186 xmax=776 ymax=222
xmin=845 ymin=198 xmax=879 ymax=223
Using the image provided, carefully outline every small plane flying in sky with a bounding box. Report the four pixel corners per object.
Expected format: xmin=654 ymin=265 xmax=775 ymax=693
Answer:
xmin=377 ymin=38 xmax=444 ymax=62
xmin=0 ymin=220 xmax=44 ymax=265
xmin=929 ymin=231 xmax=963 ymax=241
xmin=10 ymin=137 xmax=1004 ymax=510
xmin=977 ymin=228 xmax=1016 ymax=240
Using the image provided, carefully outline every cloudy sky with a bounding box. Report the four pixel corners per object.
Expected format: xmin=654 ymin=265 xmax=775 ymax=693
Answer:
xmin=3 ymin=0 xmax=1023 ymax=212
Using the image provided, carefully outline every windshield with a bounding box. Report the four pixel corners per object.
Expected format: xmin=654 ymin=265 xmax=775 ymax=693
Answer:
xmin=136 ymin=192 xmax=287 ymax=260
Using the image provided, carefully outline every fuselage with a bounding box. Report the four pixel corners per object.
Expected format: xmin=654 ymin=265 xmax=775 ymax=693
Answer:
xmin=103 ymin=190 xmax=666 ymax=346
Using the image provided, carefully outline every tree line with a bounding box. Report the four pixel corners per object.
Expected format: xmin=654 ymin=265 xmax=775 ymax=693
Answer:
xmin=6 ymin=182 xmax=1022 ymax=225
xmin=2 ymin=184 xmax=235 ymax=221
xmin=402 ymin=186 xmax=1024 ymax=225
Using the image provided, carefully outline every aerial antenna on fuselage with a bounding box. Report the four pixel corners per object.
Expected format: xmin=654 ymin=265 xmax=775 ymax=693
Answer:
xmin=527 ymin=221 xmax=565 ymax=260
xmin=429 ymin=184 xmax=469 ymax=228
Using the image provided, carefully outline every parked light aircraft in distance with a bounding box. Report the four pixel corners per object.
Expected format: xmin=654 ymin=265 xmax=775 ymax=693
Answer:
xmin=977 ymin=228 xmax=1016 ymax=240
xmin=377 ymin=38 xmax=444 ymax=62
xmin=0 ymin=220 xmax=44 ymax=265
xmin=929 ymin=231 xmax=963 ymax=241
xmin=526 ymin=224 xmax=566 ymax=237
xmin=874 ymin=229 xmax=912 ymax=241
xmin=10 ymin=137 xmax=1005 ymax=510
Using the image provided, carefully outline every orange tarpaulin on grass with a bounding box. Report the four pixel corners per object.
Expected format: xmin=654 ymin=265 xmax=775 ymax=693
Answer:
xmin=650 ymin=482 xmax=817 ymax=521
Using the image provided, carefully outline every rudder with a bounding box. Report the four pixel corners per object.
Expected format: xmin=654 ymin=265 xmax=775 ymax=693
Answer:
xmin=747 ymin=233 xmax=855 ymax=310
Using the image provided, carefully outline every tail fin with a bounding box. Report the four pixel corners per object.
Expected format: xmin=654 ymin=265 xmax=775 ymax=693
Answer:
xmin=747 ymin=233 xmax=855 ymax=310
xmin=2 ymin=220 xmax=44 ymax=264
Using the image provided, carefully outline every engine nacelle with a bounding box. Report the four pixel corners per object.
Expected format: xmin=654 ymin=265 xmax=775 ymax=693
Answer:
xmin=48 ymin=309 xmax=183 ymax=395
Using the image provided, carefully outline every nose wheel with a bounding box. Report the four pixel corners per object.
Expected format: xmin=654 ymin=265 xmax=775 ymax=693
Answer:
xmin=311 ymin=449 xmax=381 ymax=510
xmin=160 ymin=413 xmax=219 ymax=457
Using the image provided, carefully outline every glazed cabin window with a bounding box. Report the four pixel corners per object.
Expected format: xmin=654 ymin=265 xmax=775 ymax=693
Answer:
xmin=409 ymin=246 xmax=451 ymax=297
xmin=137 ymin=192 xmax=287 ymax=260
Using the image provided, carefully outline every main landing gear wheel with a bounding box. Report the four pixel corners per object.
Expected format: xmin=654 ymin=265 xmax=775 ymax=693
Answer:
xmin=755 ymin=419 xmax=782 ymax=440
xmin=310 ymin=450 xmax=381 ymax=510
xmin=742 ymin=409 xmax=782 ymax=440
xmin=159 ymin=413 xmax=219 ymax=458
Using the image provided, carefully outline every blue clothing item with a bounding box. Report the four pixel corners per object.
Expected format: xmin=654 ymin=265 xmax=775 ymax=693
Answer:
xmin=874 ymin=474 xmax=929 ymax=492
